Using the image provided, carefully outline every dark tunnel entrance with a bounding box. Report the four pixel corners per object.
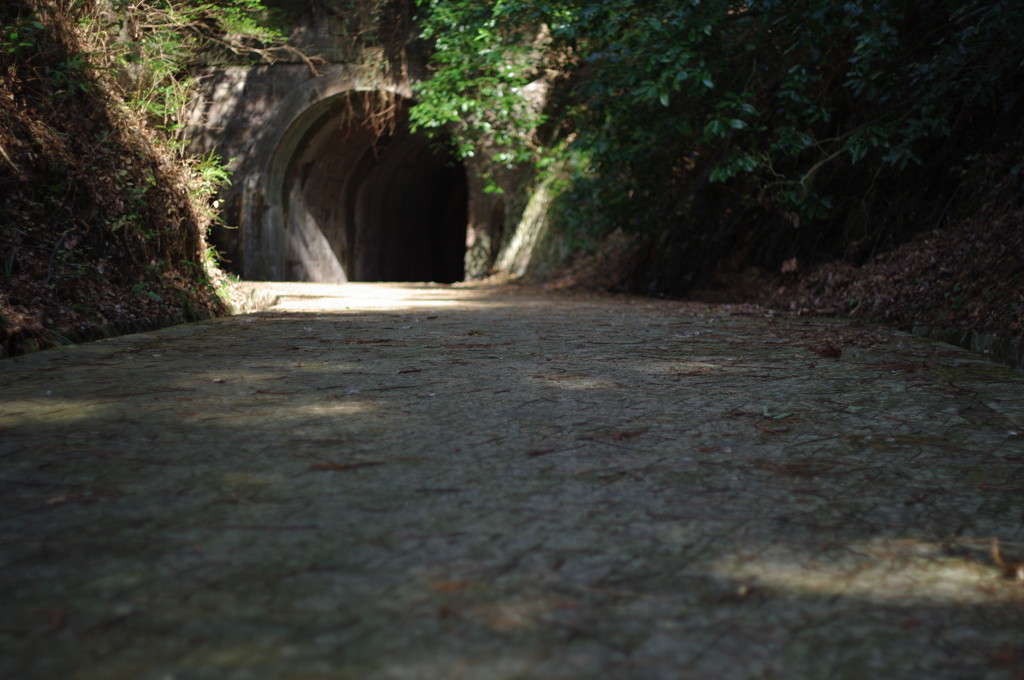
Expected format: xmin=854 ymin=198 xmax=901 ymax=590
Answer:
xmin=280 ymin=93 xmax=467 ymax=283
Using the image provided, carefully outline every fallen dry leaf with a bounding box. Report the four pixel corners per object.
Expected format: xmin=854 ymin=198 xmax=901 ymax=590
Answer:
xmin=32 ymin=607 xmax=69 ymax=634
xmin=753 ymin=423 xmax=788 ymax=435
xmin=992 ymin=538 xmax=1024 ymax=581
xmin=989 ymin=646 xmax=1024 ymax=667
xmin=432 ymin=580 xmax=471 ymax=593
xmin=811 ymin=343 xmax=843 ymax=359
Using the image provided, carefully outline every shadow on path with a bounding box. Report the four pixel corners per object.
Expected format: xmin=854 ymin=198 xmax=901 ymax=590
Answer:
xmin=1 ymin=283 xmax=1022 ymax=679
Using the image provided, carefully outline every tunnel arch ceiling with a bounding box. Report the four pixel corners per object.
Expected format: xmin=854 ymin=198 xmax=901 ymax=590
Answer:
xmin=270 ymin=92 xmax=467 ymax=283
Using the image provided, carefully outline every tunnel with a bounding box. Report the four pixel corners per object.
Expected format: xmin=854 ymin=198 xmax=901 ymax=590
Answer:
xmin=275 ymin=92 xmax=467 ymax=283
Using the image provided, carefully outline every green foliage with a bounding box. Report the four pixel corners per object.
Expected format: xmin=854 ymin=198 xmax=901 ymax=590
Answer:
xmin=3 ymin=13 xmax=91 ymax=96
xmin=412 ymin=0 xmax=1024 ymax=260
xmin=79 ymin=0 xmax=291 ymax=143
xmin=410 ymin=0 xmax=549 ymax=163
xmin=1 ymin=16 xmax=44 ymax=55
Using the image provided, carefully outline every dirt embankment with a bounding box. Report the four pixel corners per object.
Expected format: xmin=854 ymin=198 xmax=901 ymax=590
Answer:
xmin=1 ymin=2 xmax=225 ymax=358
xmin=759 ymin=147 xmax=1024 ymax=338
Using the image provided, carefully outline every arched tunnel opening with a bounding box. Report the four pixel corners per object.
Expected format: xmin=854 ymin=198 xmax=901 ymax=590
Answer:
xmin=279 ymin=93 xmax=467 ymax=283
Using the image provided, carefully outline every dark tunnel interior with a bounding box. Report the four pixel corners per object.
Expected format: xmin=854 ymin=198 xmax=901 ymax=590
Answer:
xmin=280 ymin=94 xmax=467 ymax=283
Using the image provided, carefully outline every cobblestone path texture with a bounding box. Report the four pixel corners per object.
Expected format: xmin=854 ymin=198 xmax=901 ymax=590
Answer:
xmin=2 ymin=282 xmax=1024 ymax=680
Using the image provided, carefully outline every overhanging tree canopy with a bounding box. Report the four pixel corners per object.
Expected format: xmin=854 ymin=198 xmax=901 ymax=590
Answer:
xmin=410 ymin=0 xmax=1024 ymax=289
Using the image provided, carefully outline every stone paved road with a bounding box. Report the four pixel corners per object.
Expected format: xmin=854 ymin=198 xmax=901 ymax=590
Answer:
xmin=2 ymin=282 xmax=1023 ymax=680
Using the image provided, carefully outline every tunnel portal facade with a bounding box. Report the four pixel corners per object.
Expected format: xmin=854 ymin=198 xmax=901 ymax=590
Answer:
xmin=187 ymin=66 xmax=506 ymax=283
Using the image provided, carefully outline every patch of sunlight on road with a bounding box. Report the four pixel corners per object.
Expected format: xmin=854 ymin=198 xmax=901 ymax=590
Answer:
xmin=305 ymin=401 xmax=373 ymax=415
xmin=176 ymin=399 xmax=375 ymax=424
xmin=712 ymin=538 xmax=1014 ymax=605
xmin=624 ymin=360 xmax=729 ymax=383
xmin=631 ymin=360 xmax=725 ymax=374
xmin=528 ymin=375 xmax=618 ymax=391
xmin=0 ymin=398 xmax=110 ymax=428
xmin=249 ymin=282 xmax=517 ymax=313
